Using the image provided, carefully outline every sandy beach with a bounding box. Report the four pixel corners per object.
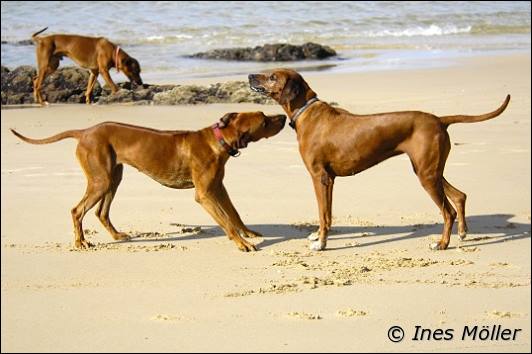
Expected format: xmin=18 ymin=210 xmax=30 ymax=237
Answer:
xmin=1 ymin=53 xmax=530 ymax=352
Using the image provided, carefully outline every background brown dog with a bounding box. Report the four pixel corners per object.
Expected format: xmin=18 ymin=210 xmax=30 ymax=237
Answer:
xmin=249 ymin=69 xmax=510 ymax=251
xmin=31 ymin=27 xmax=143 ymax=105
xmin=11 ymin=112 xmax=286 ymax=251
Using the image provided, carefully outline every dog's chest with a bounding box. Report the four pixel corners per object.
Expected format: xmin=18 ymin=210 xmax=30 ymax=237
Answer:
xmin=162 ymin=174 xmax=194 ymax=189
xmin=143 ymin=170 xmax=194 ymax=189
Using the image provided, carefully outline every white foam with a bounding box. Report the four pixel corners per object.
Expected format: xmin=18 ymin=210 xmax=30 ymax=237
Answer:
xmin=146 ymin=35 xmax=164 ymax=41
xmin=363 ymin=25 xmax=472 ymax=38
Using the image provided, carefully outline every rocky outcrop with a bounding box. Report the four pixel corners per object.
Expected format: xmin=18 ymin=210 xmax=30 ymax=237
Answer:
xmin=1 ymin=66 xmax=102 ymax=104
xmin=1 ymin=66 xmax=273 ymax=105
xmin=152 ymin=81 xmax=272 ymax=105
xmin=188 ymin=42 xmax=336 ymax=61
xmin=2 ymin=66 xmax=35 ymax=104
xmin=1 ymin=39 xmax=34 ymax=46
xmin=96 ymin=82 xmax=174 ymax=105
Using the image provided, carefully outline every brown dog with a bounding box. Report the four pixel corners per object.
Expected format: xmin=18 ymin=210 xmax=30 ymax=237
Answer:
xmin=11 ymin=112 xmax=286 ymax=251
xmin=249 ymin=69 xmax=510 ymax=251
xmin=31 ymin=27 xmax=143 ymax=105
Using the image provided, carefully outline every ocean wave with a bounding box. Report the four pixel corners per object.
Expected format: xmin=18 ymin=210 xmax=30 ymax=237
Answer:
xmin=144 ymin=34 xmax=194 ymax=43
xmin=362 ymin=25 xmax=472 ymax=38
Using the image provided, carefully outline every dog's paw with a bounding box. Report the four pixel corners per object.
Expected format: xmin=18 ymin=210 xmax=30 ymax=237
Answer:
xmin=458 ymin=231 xmax=467 ymax=241
xmin=75 ymin=239 xmax=93 ymax=249
xmin=429 ymin=242 xmax=448 ymax=251
xmin=237 ymin=240 xmax=257 ymax=252
xmin=113 ymin=233 xmax=131 ymax=241
xmin=429 ymin=242 xmax=440 ymax=250
xmin=307 ymin=231 xmax=319 ymax=241
xmin=309 ymin=241 xmax=326 ymax=251
xmin=242 ymin=229 xmax=262 ymax=238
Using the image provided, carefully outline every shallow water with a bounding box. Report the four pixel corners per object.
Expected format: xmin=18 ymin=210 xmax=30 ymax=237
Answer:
xmin=1 ymin=1 xmax=530 ymax=82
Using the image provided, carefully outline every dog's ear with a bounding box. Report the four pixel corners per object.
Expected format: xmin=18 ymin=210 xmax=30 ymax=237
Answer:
xmin=219 ymin=112 xmax=237 ymax=128
xmin=279 ymin=78 xmax=301 ymax=105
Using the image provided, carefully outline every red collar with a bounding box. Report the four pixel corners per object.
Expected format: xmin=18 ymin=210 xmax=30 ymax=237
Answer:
xmin=212 ymin=123 xmax=240 ymax=157
xmin=115 ymin=46 xmax=121 ymax=73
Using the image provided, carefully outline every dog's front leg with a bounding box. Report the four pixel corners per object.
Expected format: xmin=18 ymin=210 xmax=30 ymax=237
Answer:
xmin=100 ymin=68 xmax=119 ymax=94
xmin=216 ymin=184 xmax=262 ymax=239
xmin=308 ymin=172 xmax=334 ymax=251
xmin=85 ymin=70 xmax=99 ymax=104
xmin=194 ymin=182 xmax=257 ymax=252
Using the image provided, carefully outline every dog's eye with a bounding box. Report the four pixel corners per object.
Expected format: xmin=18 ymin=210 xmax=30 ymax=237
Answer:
xmin=269 ymin=74 xmax=276 ymax=81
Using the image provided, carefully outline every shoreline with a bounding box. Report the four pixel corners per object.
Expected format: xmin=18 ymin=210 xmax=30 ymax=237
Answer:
xmin=2 ymin=51 xmax=530 ymax=104
xmin=134 ymin=48 xmax=532 ymax=85
xmin=2 ymin=47 xmax=530 ymax=87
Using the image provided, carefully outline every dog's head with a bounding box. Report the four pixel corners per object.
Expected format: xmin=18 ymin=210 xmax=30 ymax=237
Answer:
xmin=122 ymin=56 xmax=143 ymax=86
xmin=248 ymin=69 xmax=313 ymax=106
xmin=217 ymin=111 xmax=286 ymax=149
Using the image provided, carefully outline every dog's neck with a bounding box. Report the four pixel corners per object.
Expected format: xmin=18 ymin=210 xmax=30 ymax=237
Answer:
xmin=282 ymin=88 xmax=318 ymax=128
xmin=205 ymin=125 xmax=242 ymax=158
xmin=283 ymin=89 xmax=317 ymax=117
xmin=211 ymin=123 xmax=241 ymax=157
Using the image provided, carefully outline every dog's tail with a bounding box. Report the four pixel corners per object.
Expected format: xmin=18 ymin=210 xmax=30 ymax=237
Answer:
xmin=31 ymin=27 xmax=48 ymax=42
xmin=10 ymin=128 xmax=81 ymax=145
xmin=440 ymin=95 xmax=510 ymax=126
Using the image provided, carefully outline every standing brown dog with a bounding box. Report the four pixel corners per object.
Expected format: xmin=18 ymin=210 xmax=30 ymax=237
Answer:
xmin=31 ymin=27 xmax=143 ymax=105
xmin=11 ymin=112 xmax=286 ymax=251
xmin=249 ymin=69 xmax=510 ymax=251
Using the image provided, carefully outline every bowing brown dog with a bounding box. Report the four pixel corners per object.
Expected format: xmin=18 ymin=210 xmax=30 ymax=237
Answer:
xmin=31 ymin=27 xmax=143 ymax=105
xmin=249 ymin=69 xmax=510 ymax=251
xmin=11 ymin=112 xmax=286 ymax=251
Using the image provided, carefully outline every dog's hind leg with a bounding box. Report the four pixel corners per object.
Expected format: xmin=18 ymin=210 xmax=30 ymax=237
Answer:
xmin=71 ymin=145 xmax=113 ymax=249
xmin=85 ymin=69 xmax=99 ymax=104
xmin=408 ymin=132 xmax=456 ymax=250
xmin=34 ymin=50 xmax=60 ymax=105
xmin=71 ymin=181 xmax=109 ymax=249
xmin=95 ymin=164 xmax=129 ymax=241
xmin=418 ymin=175 xmax=456 ymax=250
xmin=443 ymin=178 xmax=468 ymax=240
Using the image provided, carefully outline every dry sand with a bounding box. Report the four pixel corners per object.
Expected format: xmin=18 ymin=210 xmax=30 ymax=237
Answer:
xmin=1 ymin=53 xmax=530 ymax=352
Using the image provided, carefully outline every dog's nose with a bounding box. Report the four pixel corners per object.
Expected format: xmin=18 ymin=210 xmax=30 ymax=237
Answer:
xmin=276 ymin=114 xmax=287 ymax=126
xmin=248 ymin=74 xmax=256 ymax=81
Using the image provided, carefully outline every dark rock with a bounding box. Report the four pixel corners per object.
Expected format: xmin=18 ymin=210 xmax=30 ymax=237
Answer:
xmin=2 ymin=65 xmax=273 ymax=105
xmin=1 ymin=66 xmax=103 ymax=104
xmin=1 ymin=39 xmax=34 ymax=46
xmin=1 ymin=65 xmax=36 ymax=104
xmin=97 ymin=88 xmax=135 ymax=104
xmin=188 ymin=42 xmax=336 ymax=62
xmin=43 ymin=67 xmax=102 ymax=102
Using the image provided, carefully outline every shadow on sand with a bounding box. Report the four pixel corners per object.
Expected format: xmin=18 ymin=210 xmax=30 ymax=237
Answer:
xmin=120 ymin=213 xmax=530 ymax=251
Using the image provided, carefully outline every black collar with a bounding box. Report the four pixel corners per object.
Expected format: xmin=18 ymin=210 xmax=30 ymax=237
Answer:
xmin=289 ymin=97 xmax=319 ymax=130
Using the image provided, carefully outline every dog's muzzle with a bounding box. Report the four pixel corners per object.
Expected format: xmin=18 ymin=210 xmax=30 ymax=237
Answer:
xmin=250 ymin=85 xmax=266 ymax=93
xmin=248 ymin=74 xmax=266 ymax=94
